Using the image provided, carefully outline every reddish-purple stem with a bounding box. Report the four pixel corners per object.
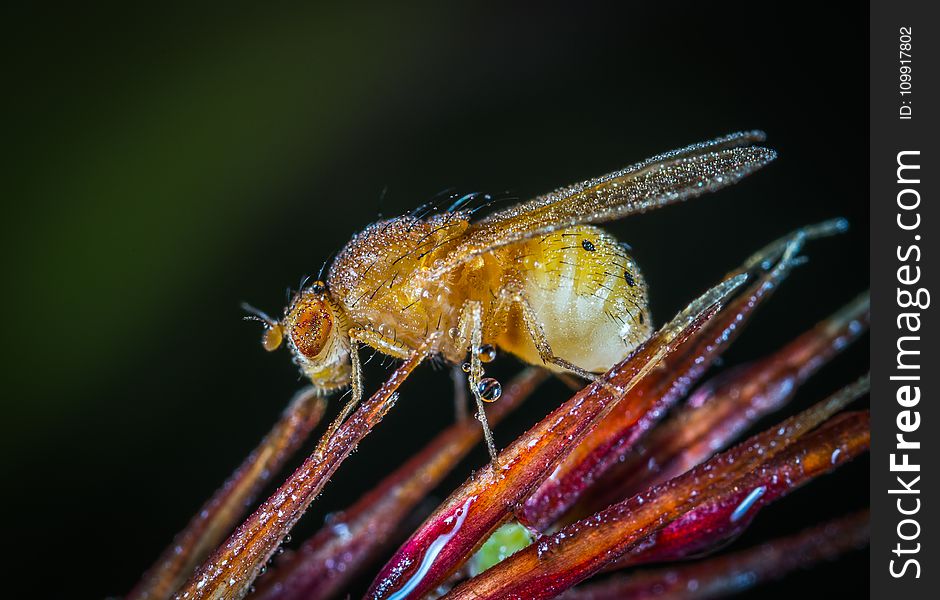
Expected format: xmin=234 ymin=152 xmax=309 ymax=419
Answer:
xmin=615 ymin=411 xmax=869 ymax=567
xmin=581 ymin=292 xmax=869 ymax=515
xmin=174 ymin=339 xmax=432 ymax=600
xmin=559 ymin=511 xmax=869 ymax=600
xmin=443 ymin=377 xmax=869 ymax=599
xmin=520 ymin=244 xmax=807 ymax=531
xmin=128 ymin=388 xmax=327 ymax=600
xmin=253 ymin=368 xmax=547 ymax=600
xmin=366 ymin=272 xmax=750 ymax=600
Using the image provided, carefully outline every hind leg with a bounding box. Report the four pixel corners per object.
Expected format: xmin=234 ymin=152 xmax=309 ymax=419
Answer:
xmin=490 ymin=284 xmax=604 ymax=383
xmin=491 ymin=285 xmax=621 ymax=396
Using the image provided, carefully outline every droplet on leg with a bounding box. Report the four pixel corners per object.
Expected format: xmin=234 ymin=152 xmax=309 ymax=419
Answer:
xmin=478 ymin=377 xmax=502 ymax=402
xmin=478 ymin=344 xmax=497 ymax=363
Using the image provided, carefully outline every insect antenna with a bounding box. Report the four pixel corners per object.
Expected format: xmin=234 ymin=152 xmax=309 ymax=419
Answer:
xmin=241 ymin=302 xmax=276 ymax=326
xmin=242 ymin=302 xmax=285 ymax=352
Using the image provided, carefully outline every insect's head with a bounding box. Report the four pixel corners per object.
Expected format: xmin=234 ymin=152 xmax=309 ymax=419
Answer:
xmin=243 ymin=280 xmax=351 ymax=393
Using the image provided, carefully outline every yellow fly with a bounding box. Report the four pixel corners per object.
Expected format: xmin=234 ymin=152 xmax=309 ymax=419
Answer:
xmin=245 ymin=131 xmax=776 ymax=461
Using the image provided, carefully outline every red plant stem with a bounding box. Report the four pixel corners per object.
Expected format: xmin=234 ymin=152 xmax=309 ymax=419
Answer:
xmin=174 ymin=339 xmax=433 ymax=600
xmin=253 ymin=368 xmax=548 ymax=600
xmin=559 ymin=511 xmax=869 ymax=600
xmin=520 ymin=241 xmax=807 ymax=531
xmin=443 ymin=377 xmax=869 ymax=600
xmin=127 ymin=388 xmax=327 ymax=600
xmin=614 ymin=410 xmax=869 ymax=567
xmin=582 ymin=292 xmax=869 ymax=515
xmin=365 ymin=275 xmax=747 ymax=600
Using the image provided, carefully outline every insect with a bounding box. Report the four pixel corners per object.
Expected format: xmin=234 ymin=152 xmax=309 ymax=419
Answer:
xmin=245 ymin=131 xmax=776 ymax=462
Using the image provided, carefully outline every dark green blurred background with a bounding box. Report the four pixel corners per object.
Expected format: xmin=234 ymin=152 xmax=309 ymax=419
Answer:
xmin=5 ymin=2 xmax=868 ymax=598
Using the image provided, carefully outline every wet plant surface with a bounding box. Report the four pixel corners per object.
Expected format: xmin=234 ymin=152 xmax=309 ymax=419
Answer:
xmin=124 ymin=225 xmax=870 ymax=600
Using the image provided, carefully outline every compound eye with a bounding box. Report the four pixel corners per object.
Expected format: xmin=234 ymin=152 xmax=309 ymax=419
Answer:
xmin=290 ymin=302 xmax=334 ymax=358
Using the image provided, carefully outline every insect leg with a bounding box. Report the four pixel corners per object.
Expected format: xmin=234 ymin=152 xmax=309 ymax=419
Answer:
xmin=513 ymin=292 xmax=623 ymax=395
xmin=514 ymin=293 xmax=597 ymax=379
xmin=348 ymin=327 xmax=412 ymax=360
xmin=343 ymin=337 xmax=364 ymax=420
xmin=318 ymin=337 xmax=364 ymax=443
xmin=457 ymin=299 xmax=500 ymax=465
xmin=325 ymin=328 xmax=411 ymax=439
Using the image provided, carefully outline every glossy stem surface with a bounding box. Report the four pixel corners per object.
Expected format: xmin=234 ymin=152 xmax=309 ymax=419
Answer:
xmin=443 ymin=378 xmax=868 ymax=600
xmin=581 ymin=292 xmax=869 ymax=515
xmin=560 ymin=511 xmax=869 ymax=600
xmin=174 ymin=340 xmax=432 ymax=600
xmin=366 ymin=274 xmax=748 ymax=600
xmin=254 ymin=368 xmax=547 ymax=600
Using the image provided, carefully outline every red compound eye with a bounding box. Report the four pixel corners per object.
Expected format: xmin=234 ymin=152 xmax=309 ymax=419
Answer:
xmin=289 ymin=301 xmax=333 ymax=358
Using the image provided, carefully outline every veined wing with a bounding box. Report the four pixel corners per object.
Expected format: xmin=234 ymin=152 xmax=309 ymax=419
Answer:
xmin=428 ymin=131 xmax=776 ymax=277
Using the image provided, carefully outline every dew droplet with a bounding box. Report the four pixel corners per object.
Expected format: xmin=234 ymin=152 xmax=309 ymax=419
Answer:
xmin=830 ymin=448 xmax=842 ymax=464
xmin=478 ymin=377 xmax=502 ymax=402
xmin=477 ymin=344 xmax=497 ymax=363
xmin=730 ymin=486 xmax=766 ymax=523
xmin=461 ymin=361 xmax=471 ymax=373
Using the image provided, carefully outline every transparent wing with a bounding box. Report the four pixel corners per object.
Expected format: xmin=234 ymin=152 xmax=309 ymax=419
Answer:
xmin=429 ymin=131 xmax=776 ymax=277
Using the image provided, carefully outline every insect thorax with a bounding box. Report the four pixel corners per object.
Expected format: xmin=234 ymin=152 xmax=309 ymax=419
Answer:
xmin=326 ymin=214 xmax=476 ymax=354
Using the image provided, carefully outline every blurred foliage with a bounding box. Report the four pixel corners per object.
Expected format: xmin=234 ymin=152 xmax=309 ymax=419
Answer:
xmin=4 ymin=4 xmax=434 ymax=429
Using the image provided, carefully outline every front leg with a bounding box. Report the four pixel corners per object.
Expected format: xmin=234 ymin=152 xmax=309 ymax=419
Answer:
xmin=456 ymin=300 xmax=500 ymax=465
xmin=326 ymin=327 xmax=412 ymax=434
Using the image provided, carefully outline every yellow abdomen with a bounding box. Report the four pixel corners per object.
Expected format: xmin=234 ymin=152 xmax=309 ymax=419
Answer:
xmin=494 ymin=225 xmax=652 ymax=373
